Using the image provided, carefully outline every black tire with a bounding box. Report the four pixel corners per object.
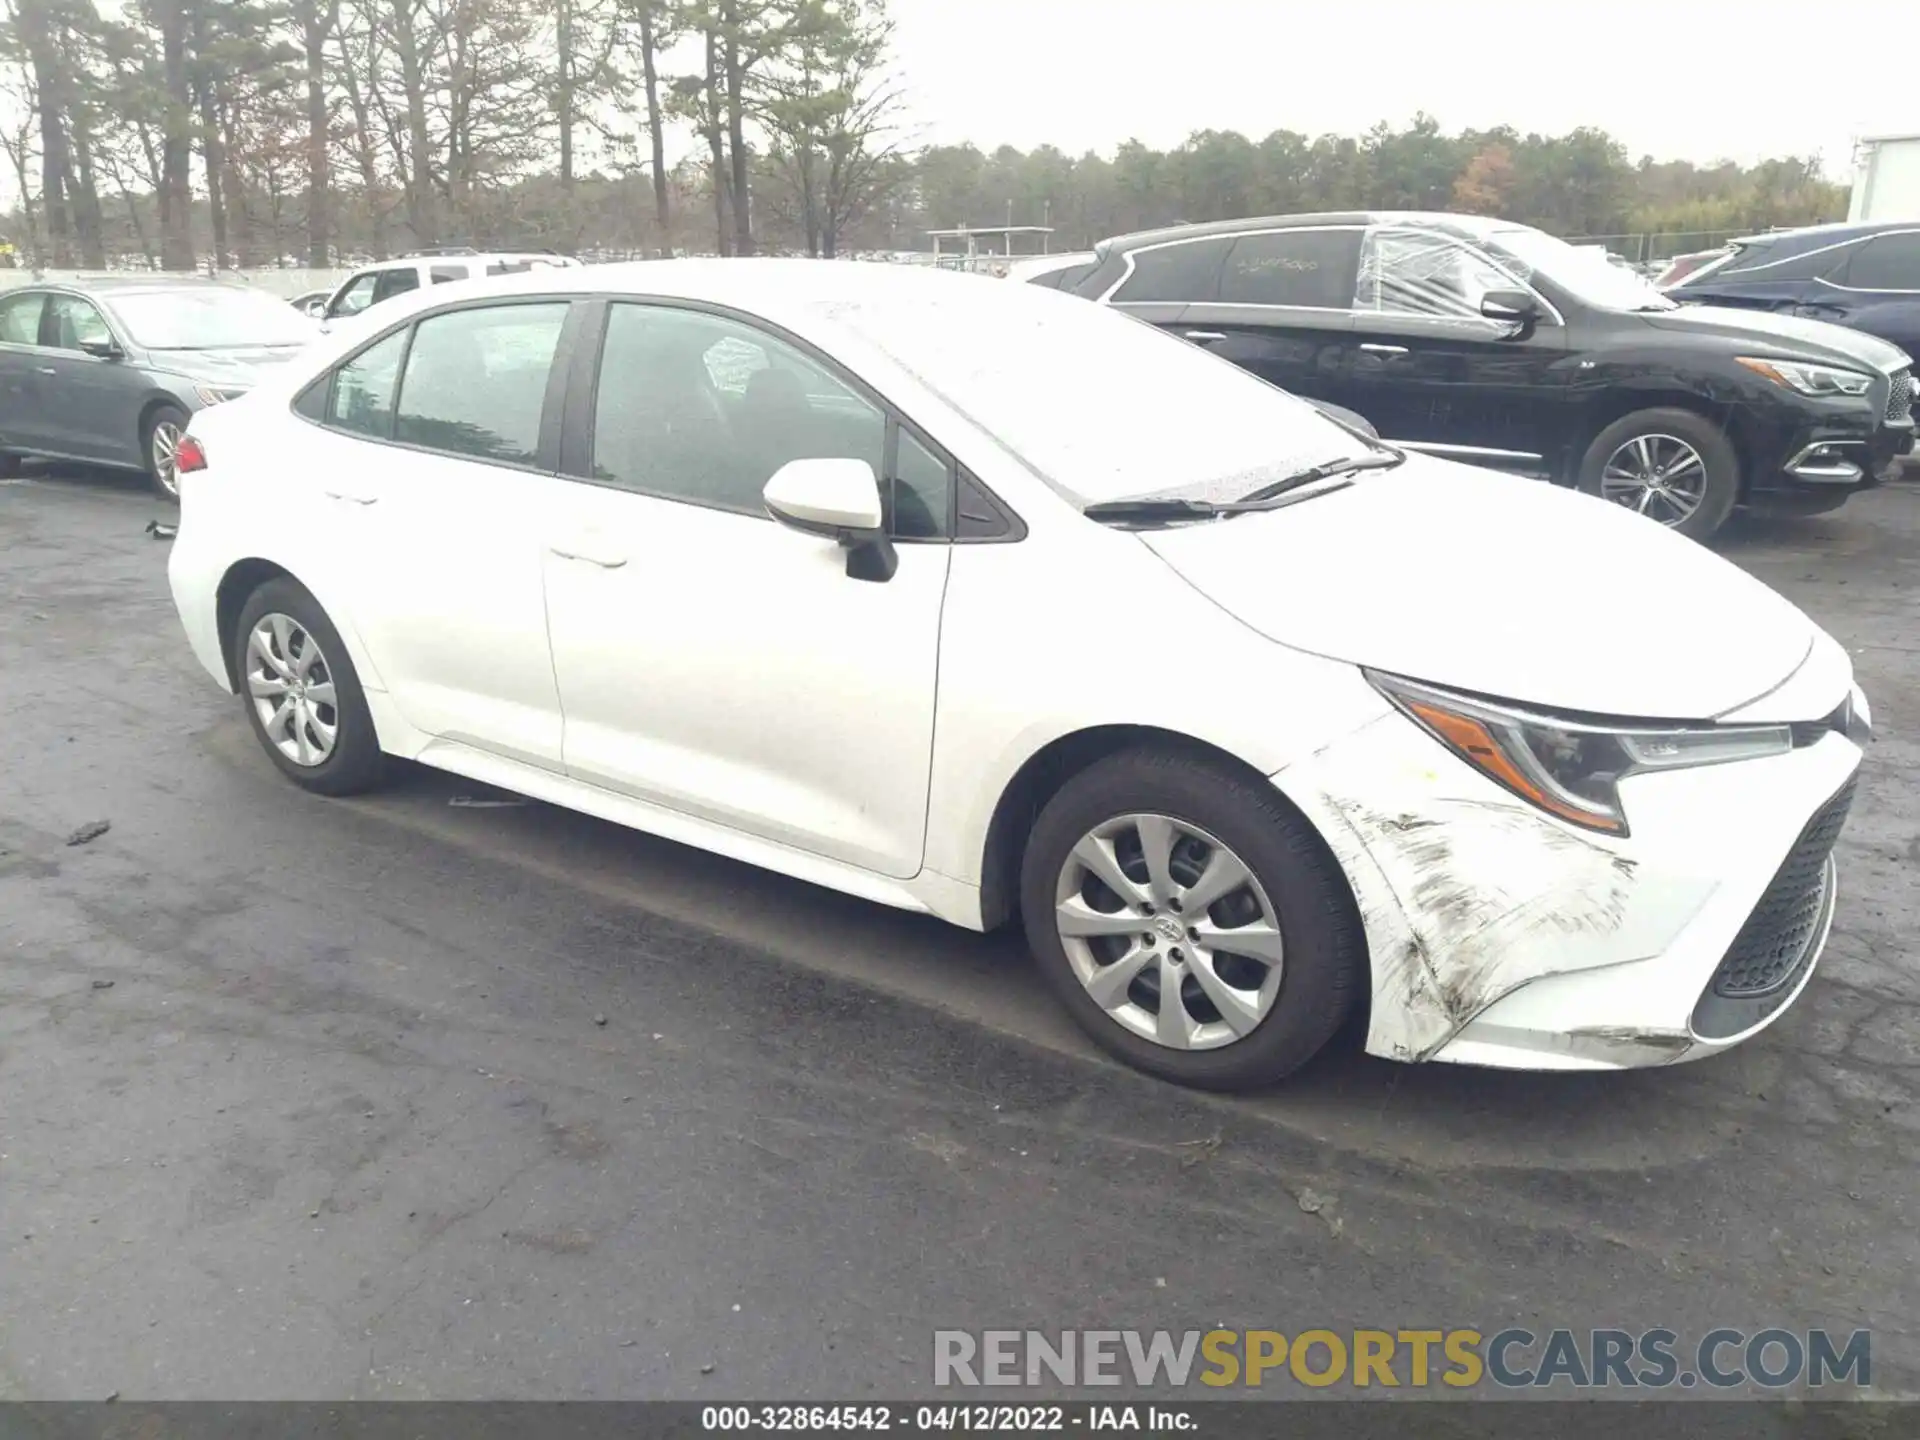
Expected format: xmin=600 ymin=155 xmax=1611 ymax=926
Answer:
xmin=1577 ymin=406 xmax=1739 ymax=541
xmin=1019 ymin=747 xmax=1365 ymax=1091
xmin=232 ymin=577 xmax=386 ymax=796
xmin=142 ymin=403 xmax=190 ymax=503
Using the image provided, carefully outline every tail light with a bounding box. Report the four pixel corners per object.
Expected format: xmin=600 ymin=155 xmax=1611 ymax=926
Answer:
xmin=175 ymin=435 xmax=208 ymax=474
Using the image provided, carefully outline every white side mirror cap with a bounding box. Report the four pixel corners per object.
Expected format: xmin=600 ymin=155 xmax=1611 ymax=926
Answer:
xmin=763 ymin=457 xmax=884 ymax=536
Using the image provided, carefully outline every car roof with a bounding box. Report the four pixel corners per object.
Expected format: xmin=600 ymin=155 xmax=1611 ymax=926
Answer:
xmin=1093 ymin=210 xmax=1520 ymax=253
xmin=14 ymin=275 xmax=241 ymax=297
xmin=1727 ymin=220 xmax=1920 ymax=251
xmin=356 ymin=251 xmax=577 ymax=269
xmin=341 ymin=257 xmax=1120 ymax=343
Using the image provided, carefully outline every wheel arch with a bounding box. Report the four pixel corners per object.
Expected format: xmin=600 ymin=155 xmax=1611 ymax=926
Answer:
xmin=1566 ymin=388 xmax=1744 ymax=486
xmin=215 ymin=558 xmax=300 ymax=689
xmin=975 ymin=723 xmax=1362 ymax=939
xmin=136 ymin=392 xmax=191 ymax=451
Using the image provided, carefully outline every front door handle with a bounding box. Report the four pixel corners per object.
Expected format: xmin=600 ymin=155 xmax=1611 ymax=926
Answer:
xmin=325 ymin=489 xmax=379 ymax=506
xmin=35 ymin=365 xmax=56 ymax=375
xmin=1183 ymin=330 xmax=1228 ymax=343
xmin=549 ymin=544 xmax=628 ymax=569
xmin=1358 ymin=343 xmax=1409 ymax=357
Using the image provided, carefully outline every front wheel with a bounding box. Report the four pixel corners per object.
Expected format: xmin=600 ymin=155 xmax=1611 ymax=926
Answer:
xmin=233 ymin=578 xmax=387 ymax=796
xmin=1019 ymin=748 xmax=1365 ymax=1090
xmin=143 ymin=404 xmax=190 ymax=502
xmin=1578 ymin=407 xmax=1739 ymax=540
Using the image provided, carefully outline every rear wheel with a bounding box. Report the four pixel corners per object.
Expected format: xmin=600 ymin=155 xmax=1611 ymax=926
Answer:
xmin=143 ymin=404 xmax=190 ymax=502
xmin=233 ymin=578 xmax=386 ymax=796
xmin=1579 ymin=407 xmax=1739 ymax=540
xmin=1019 ymin=747 xmax=1365 ymax=1091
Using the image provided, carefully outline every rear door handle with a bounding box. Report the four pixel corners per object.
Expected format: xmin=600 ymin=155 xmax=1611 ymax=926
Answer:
xmin=1183 ymin=330 xmax=1228 ymax=343
xmin=549 ymin=543 xmax=628 ymax=569
xmin=325 ymin=489 xmax=379 ymax=506
xmin=1359 ymin=343 xmax=1409 ymax=357
xmin=35 ymin=366 xmax=56 ymax=375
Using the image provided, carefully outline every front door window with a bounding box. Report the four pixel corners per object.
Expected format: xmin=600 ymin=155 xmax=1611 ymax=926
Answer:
xmin=1357 ymin=231 xmax=1527 ymax=322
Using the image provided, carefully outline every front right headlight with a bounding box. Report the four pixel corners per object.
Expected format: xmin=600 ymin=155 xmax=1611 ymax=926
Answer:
xmin=1368 ymin=671 xmax=1793 ymax=837
xmin=1734 ymin=356 xmax=1873 ymax=399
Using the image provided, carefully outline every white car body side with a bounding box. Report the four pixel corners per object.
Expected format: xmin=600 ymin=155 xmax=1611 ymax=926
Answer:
xmin=168 ymin=262 xmax=1866 ymax=1075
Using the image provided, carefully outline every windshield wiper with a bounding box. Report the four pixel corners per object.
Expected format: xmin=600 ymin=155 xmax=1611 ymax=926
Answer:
xmin=1081 ymin=497 xmax=1226 ymax=524
xmin=1230 ymin=450 xmax=1406 ymax=505
xmin=1084 ymin=473 xmax=1370 ymax=528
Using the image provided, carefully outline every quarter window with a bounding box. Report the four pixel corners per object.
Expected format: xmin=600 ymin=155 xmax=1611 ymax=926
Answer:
xmin=1218 ymin=230 xmax=1362 ymax=308
xmin=430 ymin=265 xmax=467 ymax=284
xmin=1109 ymin=237 xmax=1234 ymax=304
xmin=0 ymin=291 xmax=44 ymax=344
xmin=393 ymin=302 xmax=568 ymax=465
xmin=326 ymin=328 xmax=408 ymax=438
xmin=591 ymin=304 xmax=899 ymax=522
xmin=1358 ymin=231 xmax=1524 ymax=320
xmin=1841 ymin=233 xmax=1920 ymax=290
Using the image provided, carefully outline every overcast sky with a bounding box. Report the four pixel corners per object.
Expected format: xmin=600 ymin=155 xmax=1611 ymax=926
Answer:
xmin=886 ymin=0 xmax=1897 ymax=179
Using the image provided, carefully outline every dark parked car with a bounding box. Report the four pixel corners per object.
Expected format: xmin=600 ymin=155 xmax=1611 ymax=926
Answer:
xmin=0 ymin=278 xmax=316 ymax=498
xmin=1054 ymin=212 xmax=1916 ymax=539
xmin=1665 ymin=221 xmax=1920 ymax=359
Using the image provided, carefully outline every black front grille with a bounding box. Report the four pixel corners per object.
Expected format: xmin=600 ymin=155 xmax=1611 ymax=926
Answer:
xmin=1889 ymin=369 xmax=1913 ymax=423
xmin=1709 ymin=774 xmax=1857 ymax=999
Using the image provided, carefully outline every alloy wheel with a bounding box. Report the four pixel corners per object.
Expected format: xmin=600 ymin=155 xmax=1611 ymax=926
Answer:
xmin=245 ymin=613 xmax=339 ymax=767
xmin=151 ymin=419 xmax=184 ymax=498
xmin=1053 ymin=813 xmax=1285 ymax=1051
xmin=1599 ymin=433 xmax=1709 ymax=526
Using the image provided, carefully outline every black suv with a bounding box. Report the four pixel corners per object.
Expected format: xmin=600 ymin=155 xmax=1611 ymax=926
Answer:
xmin=1666 ymin=221 xmax=1920 ymax=358
xmin=1052 ymin=212 xmax=1916 ymax=539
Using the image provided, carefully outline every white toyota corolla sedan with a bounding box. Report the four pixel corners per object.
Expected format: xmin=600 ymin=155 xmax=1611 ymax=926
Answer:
xmin=166 ymin=259 xmax=1871 ymax=1090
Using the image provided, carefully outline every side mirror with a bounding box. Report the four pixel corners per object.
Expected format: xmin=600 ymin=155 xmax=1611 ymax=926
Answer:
xmin=305 ymin=299 xmax=328 ymax=319
xmin=1480 ymin=288 xmax=1539 ymax=324
xmin=79 ymin=337 xmax=123 ymax=359
xmin=763 ymin=457 xmax=898 ymax=583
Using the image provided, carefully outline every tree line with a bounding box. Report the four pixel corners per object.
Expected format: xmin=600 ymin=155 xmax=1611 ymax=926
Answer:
xmin=0 ymin=0 xmax=1851 ymax=272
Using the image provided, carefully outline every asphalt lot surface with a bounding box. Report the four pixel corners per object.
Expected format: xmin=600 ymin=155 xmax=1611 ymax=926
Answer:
xmin=2 ymin=466 xmax=1918 ymax=1402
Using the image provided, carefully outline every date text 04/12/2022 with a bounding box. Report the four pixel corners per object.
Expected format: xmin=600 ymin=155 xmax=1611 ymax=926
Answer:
xmin=700 ymin=1406 xmax=1190 ymax=1432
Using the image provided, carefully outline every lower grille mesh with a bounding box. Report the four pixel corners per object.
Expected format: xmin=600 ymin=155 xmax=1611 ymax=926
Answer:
xmin=1710 ymin=774 xmax=1856 ymax=999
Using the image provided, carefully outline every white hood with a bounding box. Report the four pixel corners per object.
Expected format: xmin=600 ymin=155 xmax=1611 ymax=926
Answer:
xmin=1139 ymin=456 xmax=1822 ymax=721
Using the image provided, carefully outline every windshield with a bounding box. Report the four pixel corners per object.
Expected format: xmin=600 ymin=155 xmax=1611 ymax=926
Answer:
xmin=106 ymin=287 xmax=318 ymax=350
xmin=1485 ymin=227 xmax=1677 ymax=312
xmin=819 ymin=288 xmax=1370 ymax=507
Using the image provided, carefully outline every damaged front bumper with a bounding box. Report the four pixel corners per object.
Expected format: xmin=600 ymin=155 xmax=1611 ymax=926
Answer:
xmin=1271 ymin=700 xmax=1865 ymax=1072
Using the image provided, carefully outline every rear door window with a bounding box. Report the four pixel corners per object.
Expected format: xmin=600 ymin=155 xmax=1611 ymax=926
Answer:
xmin=1109 ymin=237 xmax=1233 ymax=303
xmin=1841 ymin=232 xmax=1920 ymax=290
xmin=393 ymin=302 xmax=569 ymax=465
xmin=1218 ymin=229 xmax=1363 ymax=309
xmin=372 ymin=267 xmax=422 ymax=305
xmin=0 ymin=290 xmax=46 ymax=345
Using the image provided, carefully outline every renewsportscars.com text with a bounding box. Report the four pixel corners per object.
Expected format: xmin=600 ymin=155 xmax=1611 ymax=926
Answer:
xmin=932 ymin=1328 xmax=1872 ymax=1391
